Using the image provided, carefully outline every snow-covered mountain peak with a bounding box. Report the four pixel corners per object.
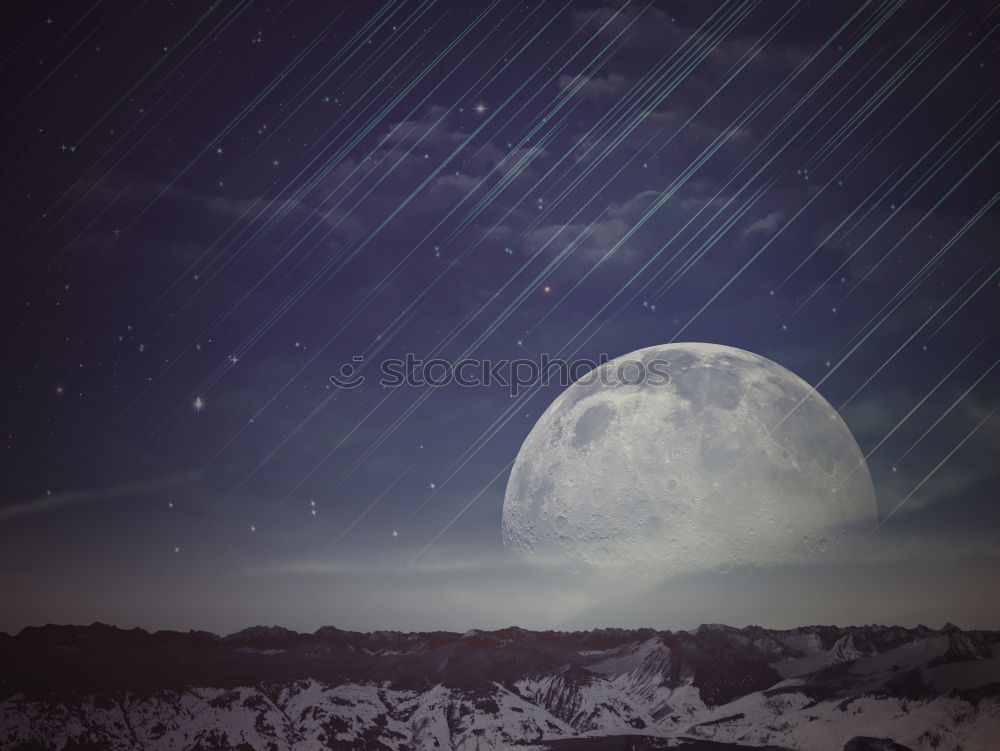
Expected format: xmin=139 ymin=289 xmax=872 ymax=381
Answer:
xmin=2 ymin=622 xmax=998 ymax=750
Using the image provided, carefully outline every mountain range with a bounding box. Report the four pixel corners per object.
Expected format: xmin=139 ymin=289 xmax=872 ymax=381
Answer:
xmin=1 ymin=621 xmax=998 ymax=750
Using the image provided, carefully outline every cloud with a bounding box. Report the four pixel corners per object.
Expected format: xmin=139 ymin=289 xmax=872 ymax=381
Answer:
xmin=569 ymin=5 xmax=685 ymax=53
xmin=525 ymin=217 xmax=636 ymax=266
xmin=523 ymin=189 xmax=670 ymax=266
xmin=246 ymin=550 xmax=567 ymax=578
xmin=841 ymin=386 xmax=999 ymax=525
xmin=235 ymin=520 xmax=1000 ymax=633
xmin=248 ymin=558 xmax=499 ymax=577
xmin=0 ymin=475 xmax=190 ymax=524
xmin=557 ymin=73 xmax=631 ymax=103
xmin=381 ymin=105 xmax=464 ymax=148
xmin=249 ymin=512 xmax=1000 ymax=585
xmin=743 ymin=211 xmax=784 ymax=237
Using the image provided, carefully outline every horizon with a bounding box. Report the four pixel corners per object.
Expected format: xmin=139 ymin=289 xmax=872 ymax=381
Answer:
xmin=4 ymin=617 xmax=991 ymax=640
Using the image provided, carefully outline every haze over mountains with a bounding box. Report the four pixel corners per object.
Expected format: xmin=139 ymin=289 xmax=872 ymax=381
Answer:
xmin=1 ymin=621 xmax=998 ymax=750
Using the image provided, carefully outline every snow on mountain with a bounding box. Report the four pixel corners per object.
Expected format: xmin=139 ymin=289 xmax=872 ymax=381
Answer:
xmin=1 ymin=622 xmax=998 ymax=750
xmin=583 ymin=635 xmax=697 ymax=726
xmin=515 ymin=663 xmax=655 ymax=733
xmin=827 ymin=632 xmax=877 ymax=665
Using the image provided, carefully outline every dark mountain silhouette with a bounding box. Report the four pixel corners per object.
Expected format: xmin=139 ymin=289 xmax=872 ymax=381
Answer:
xmin=1 ymin=622 xmax=997 ymax=749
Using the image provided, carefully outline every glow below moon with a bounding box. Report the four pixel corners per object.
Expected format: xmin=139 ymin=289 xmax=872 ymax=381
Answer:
xmin=502 ymin=343 xmax=876 ymax=576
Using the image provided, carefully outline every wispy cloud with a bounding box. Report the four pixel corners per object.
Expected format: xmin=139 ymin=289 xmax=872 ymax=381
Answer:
xmin=743 ymin=211 xmax=784 ymax=237
xmin=557 ymin=73 xmax=631 ymax=103
xmin=245 ymin=553 xmax=558 ymax=577
xmin=0 ymin=475 xmax=191 ymax=524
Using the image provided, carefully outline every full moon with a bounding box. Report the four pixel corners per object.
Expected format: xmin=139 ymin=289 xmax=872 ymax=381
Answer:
xmin=502 ymin=343 xmax=876 ymax=575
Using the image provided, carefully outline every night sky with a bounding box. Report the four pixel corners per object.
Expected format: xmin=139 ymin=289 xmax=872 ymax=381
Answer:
xmin=1 ymin=0 xmax=997 ymax=635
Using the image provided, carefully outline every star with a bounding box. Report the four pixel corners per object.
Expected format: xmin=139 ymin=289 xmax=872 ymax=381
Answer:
xmin=250 ymin=525 xmax=256 ymax=532
xmin=473 ymin=102 xmax=487 ymax=115
xmin=392 ymin=530 xmax=398 ymax=538
xmin=542 ymin=285 xmax=552 ymax=294
xmin=229 ymin=354 xmax=239 ymax=364
xmin=192 ymin=396 xmax=205 ymax=412
xmin=429 ymin=482 xmax=436 ymax=490
xmin=173 ymin=546 xmax=180 ymax=553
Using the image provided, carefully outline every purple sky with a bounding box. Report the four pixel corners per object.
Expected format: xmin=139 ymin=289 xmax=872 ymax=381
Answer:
xmin=1 ymin=0 xmax=997 ymax=633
